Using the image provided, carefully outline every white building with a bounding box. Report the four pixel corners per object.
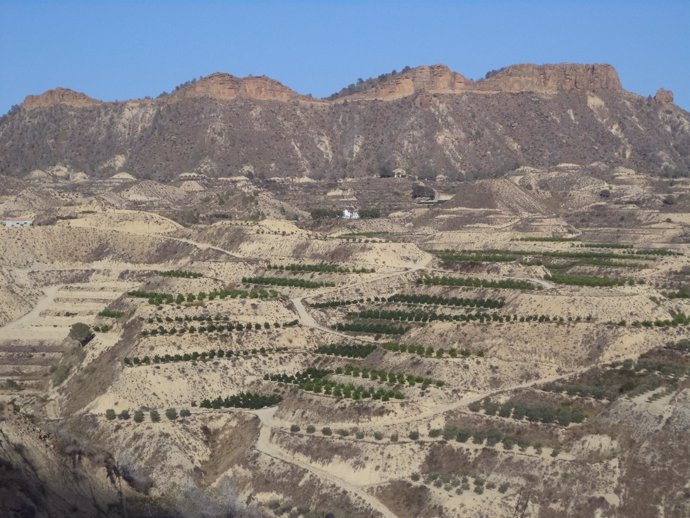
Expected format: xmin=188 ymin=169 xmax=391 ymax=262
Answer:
xmin=342 ymin=209 xmax=360 ymax=220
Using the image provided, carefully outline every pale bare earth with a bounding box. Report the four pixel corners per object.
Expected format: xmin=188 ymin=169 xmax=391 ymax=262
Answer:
xmin=1 ymin=168 xmax=690 ymax=518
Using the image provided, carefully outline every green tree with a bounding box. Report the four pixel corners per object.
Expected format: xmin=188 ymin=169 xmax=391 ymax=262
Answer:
xmin=105 ymin=409 xmax=116 ymax=420
xmin=69 ymin=322 xmax=92 ymax=344
xmin=133 ymin=410 xmax=144 ymax=423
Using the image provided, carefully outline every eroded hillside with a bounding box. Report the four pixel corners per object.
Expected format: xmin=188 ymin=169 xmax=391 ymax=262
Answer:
xmin=1 ymin=166 xmax=690 ymax=517
xmin=1 ymin=64 xmax=689 ymax=181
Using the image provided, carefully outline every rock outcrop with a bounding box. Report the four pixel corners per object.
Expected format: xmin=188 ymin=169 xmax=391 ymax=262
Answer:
xmin=2 ymin=63 xmax=688 ymax=180
xmin=330 ymin=63 xmax=624 ymax=100
xmin=20 ymin=87 xmax=103 ymax=110
xmin=476 ymin=63 xmax=622 ymax=94
xmin=167 ymin=73 xmax=313 ymax=103
xmin=655 ymin=88 xmax=674 ymax=104
xmin=337 ymin=65 xmax=471 ymax=101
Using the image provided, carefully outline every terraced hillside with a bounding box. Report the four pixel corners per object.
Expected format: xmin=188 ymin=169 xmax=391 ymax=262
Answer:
xmin=1 ymin=166 xmax=690 ymax=518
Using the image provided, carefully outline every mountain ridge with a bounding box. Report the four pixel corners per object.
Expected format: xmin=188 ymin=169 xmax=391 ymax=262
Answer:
xmin=17 ymin=63 xmax=640 ymax=110
xmin=2 ymin=63 xmax=688 ymax=181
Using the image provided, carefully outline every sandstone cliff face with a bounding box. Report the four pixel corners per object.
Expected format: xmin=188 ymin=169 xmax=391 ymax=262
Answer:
xmin=336 ymin=63 xmax=623 ymax=100
xmin=21 ymin=87 xmax=103 ymax=110
xmin=338 ymin=65 xmax=471 ymax=101
xmin=2 ymin=64 xmax=689 ymax=180
xmin=166 ymin=73 xmax=312 ymax=103
xmin=476 ymin=63 xmax=622 ymax=94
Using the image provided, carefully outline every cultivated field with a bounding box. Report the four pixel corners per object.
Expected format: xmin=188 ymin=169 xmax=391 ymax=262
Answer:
xmin=1 ymin=167 xmax=689 ymax=518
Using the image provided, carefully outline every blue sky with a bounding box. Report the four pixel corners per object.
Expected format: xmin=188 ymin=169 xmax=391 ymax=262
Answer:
xmin=1 ymin=0 xmax=689 ymax=114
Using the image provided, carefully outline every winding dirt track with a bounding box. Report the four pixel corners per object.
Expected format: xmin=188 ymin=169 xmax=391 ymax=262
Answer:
xmin=0 ymin=285 xmax=60 ymax=336
xmin=252 ymin=259 xmax=563 ymax=517
xmin=252 ymin=407 xmax=397 ymax=518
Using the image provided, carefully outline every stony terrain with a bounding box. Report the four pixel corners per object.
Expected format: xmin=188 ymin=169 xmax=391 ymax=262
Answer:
xmin=2 ymin=64 xmax=690 ymax=518
xmin=1 ymin=63 xmax=689 ymax=181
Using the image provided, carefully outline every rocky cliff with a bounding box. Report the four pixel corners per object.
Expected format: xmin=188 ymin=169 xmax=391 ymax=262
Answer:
xmin=477 ymin=63 xmax=622 ymax=94
xmin=1 ymin=63 xmax=688 ymax=180
xmin=20 ymin=88 xmax=104 ymax=110
xmin=166 ymin=73 xmax=314 ymax=103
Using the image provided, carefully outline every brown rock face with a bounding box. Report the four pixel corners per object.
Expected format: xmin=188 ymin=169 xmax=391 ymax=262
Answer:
xmin=655 ymin=88 xmax=674 ymax=104
xmin=341 ymin=65 xmax=470 ymax=101
xmin=476 ymin=63 xmax=622 ymax=94
xmin=21 ymin=88 xmax=103 ymax=110
xmin=333 ymin=63 xmax=623 ymax=101
xmin=167 ymin=73 xmax=312 ymax=103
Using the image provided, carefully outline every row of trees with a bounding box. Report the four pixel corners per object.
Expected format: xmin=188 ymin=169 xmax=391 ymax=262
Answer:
xmin=546 ymin=274 xmax=633 ymax=287
xmin=541 ymin=382 xmax=618 ymax=401
xmin=418 ymin=276 xmax=537 ymax=290
xmin=314 ymin=343 xmax=377 ymax=358
xmin=309 ymin=298 xmax=372 ymax=308
xmin=630 ymin=312 xmax=690 ymax=328
xmin=242 ymin=276 xmax=335 ymax=289
xmin=124 ymin=347 xmax=287 ymax=366
xmin=98 ymin=309 xmax=124 ymax=318
xmin=128 ymin=288 xmax=276 ymax=305
xmin=429 ymin=426 xmax=550 ymax=454
xmin=470 ymin=398 xmax=586 ymax=426
xmin=149 ymin=314 xmax=235 ymax=323
xmin=335 ymin=364 xmax=444 ymax=388
xmin=434 ymin=250 xmax=518 ymax=263
xmin=348 ymin=308 xmax=487 ymax=323
xmin=140 ymin=319 xmax=298 ymax=337
xmin=272 ymin=375 xmax=405 ymax=401
xmin=105 ymin=408 xmax=191 ymax=422
xmin=265 ymin=367 xmax=331 ymax=384
xmin=199 ymin=392 xmax=282 ymax=409
xmin=382 ymin=342 xmax=484 ymax=359
xmin=350 ymin=309 xmax=574 ymax=325
xmin=387 ymin=293 xmax=504 ymax=309
xmin=333 ymin=322 xmax=408 ymax=335
xmin=267 ymin=263 xmax=374 ymax=274
xmin=156 ymin=270 xmax=203 ymax=278
xmin=512 ymin=237 xmax=578 ymax=243
xmin=92 ymin=324 xmax=112 ymax=332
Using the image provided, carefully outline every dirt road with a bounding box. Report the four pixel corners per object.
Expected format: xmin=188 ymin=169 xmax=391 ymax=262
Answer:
xmin=252 ymin=407 xmax=398 ymax=518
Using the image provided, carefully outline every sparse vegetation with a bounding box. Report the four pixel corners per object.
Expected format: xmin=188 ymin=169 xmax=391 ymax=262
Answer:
xmin=546 ymin=273 xmax=633 ymax=287
xmin=242 ymin=276 xmax=335 ymax=288
xmin=128 ymin=288 xmax=277 ymax=305
xmin=98 ymin=309 xmax=124 ymax=318
xmin=314 ymin=343 xmax=377 ymax=358
xmin=267 ymin=263 xmax=374 ymax=274
xmin=199 ymin=392 xmax=282 ymax=409
xmin=156 ymin=270 xmax=203 ymax=278
xmin=419 ymin=275 xmax=538 ymax=290
xmin=333 ymin=321 xmax=408 ymax=335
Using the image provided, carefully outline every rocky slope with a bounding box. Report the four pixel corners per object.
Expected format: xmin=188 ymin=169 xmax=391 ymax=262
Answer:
xmin=1 ymin=64 xmax=689 ymax=180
